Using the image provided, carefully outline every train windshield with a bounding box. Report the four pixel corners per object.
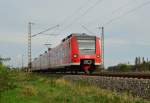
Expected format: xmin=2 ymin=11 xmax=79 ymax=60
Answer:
xmin=77 ymin=36 xmax=96 ymax=54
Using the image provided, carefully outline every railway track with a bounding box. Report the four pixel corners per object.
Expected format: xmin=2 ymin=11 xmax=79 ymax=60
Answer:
xmin=41 ymin=71 xmax=150 ymax=79
xmin=89 ymin=72 xmax=150 ymax=79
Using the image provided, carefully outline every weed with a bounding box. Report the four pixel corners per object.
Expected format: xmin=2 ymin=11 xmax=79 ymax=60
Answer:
xmin=21 ymin=85 xmax=37 ymax=96
xmin=0 ymin=69 xmax=149 ymax=103
xmin=0 ymin=65 xmax=17 ymax=94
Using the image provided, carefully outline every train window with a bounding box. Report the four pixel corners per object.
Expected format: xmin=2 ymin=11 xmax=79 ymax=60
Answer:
xmin=77 ymin=36 xmax=96 ymax=54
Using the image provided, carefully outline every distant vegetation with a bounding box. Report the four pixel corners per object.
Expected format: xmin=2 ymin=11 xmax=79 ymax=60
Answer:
xmin=107 ymin=57 xmax=150 ymax=72
xmin=0 ymin=64 xmax=149 ymax=103
xmin=0 ymin=63 xmax=17 ymax=97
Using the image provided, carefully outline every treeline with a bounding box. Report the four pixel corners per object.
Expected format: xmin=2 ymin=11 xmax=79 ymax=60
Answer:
xmin=107 ymin=57 xmax=150 ymax=72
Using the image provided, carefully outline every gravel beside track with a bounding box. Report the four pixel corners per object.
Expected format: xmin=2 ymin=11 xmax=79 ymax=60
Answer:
xmin=63 ymin=75 xmax=150 ymax=99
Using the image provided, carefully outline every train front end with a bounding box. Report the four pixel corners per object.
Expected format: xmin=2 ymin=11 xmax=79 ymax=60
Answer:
xmin=71 ymin=34 xmax=102 ymax=73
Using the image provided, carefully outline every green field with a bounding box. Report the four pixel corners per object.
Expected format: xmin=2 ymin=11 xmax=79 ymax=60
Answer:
xmin=0 ymin=65 xmax=150 ymax=103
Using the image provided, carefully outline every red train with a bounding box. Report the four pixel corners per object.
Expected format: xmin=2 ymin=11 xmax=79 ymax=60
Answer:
xmin=32 ymin=33 xmax=102 ymax=73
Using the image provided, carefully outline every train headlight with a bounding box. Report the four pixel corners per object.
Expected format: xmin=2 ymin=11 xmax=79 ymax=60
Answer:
xmin=73 ymin=54 xmax=78 ymax=58
xmin=96 ymin=55 xmax=100 ymax=58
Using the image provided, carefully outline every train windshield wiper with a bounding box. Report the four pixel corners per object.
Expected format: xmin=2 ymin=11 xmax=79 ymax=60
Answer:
xmin=83 ymin=49 xmax=93 ymax=50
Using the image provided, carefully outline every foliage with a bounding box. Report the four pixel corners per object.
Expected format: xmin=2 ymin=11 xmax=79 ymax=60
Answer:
xmin=135 ymin=62 xmax=150 ymax=71
xmin=0 ymin=64 xmax=17 ymax=97
xmin=0 ymin=71 xmax=149 ymax=103
xmin=117 ymin=63 xmax=132 ymax=72
xmin=107 ymin=62 xmax=150 ymax=72
xmin=0 ymin=57 xmax=2 ymax=65
xmin=107 ymin=63 xmax=132 ymax=72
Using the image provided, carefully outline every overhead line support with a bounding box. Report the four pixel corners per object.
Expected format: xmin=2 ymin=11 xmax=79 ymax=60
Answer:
xmin=28 ymin=22 xmax=33 ymax=72
xmin=99 ymin=26 xmax=104 ymax=69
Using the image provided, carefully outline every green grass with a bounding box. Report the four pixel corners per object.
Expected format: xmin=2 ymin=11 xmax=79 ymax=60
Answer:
xmin=0 ymin=68 xmax=150 ymax=103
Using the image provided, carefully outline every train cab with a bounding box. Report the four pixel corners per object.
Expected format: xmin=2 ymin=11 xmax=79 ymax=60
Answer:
xmin=70 ymin=33 xmax=102 ymax=73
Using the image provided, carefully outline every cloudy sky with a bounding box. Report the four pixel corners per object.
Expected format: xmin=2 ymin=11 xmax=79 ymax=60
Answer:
xmin=0 ymin=0 xmax=150 ymax=67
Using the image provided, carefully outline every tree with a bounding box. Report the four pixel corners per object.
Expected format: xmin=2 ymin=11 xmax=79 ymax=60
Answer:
xmin=0 ymin=56 xmax=2 ymax=65
xmin=135 ymin=57 xmax=138 ymax=65
xmin=117 ymin=63 xmax=132 ymax=72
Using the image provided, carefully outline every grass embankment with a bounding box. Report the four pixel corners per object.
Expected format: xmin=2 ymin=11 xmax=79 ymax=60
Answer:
xmin=0 ymin=66 xmax=149 ymax=103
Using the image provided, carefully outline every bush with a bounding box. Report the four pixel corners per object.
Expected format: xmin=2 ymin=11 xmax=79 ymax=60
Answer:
xmin=0 ymin=64 xmax=17 ymax=95
xmin=117 ymin=64 xmax=132 ymax=72
xmin=21 ymin=85 xmax=37 ymax=96
xmin=107 ymin=64 xmax=133 ymax=72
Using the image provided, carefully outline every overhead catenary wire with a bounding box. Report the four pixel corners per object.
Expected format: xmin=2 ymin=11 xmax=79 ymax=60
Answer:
xmin=81 ymin=25 xmax=95 ymax=34
xmin=103 ymin=0 xmax=150 ymax=26
xmin=32 ymin=0 xmax=150 ymax=37
xmin=28 ymin=0 xmax=95 ymax=38
xmin=111 ymin=0 xmax=137 ymax=15
xmin=88 ymin=0 xmax=137 ymax=26
xmin=59 ymin=0 xmax=92 ymax=26
xmin=61 ymin=0 xmax=104 ymax=32
xmin=56 ymin=0 xmax=92 ymax=35
xmin=32 ymin=24 xmax=59 ymax=37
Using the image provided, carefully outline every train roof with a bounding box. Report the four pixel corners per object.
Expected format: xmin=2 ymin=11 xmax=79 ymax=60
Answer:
xmin=62 ymin=33 xmax=96 ymax=42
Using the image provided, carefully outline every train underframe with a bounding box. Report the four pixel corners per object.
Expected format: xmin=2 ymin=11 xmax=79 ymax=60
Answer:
xmin=59 ymin=59 xmax=100 ymax=74
xmin=33 ymin=59 xmax=101 ymax=74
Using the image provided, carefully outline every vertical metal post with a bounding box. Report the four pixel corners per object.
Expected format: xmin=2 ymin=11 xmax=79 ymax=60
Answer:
xmin=102 ymin=27 xmax=104 ymax=69
xmin=99 ymin=27 xmax=104 ymax=69
xmin=22 ymin=55 xmax=24 ymax=70
xmin=28 ymin=22 xmax=32 ymax=72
